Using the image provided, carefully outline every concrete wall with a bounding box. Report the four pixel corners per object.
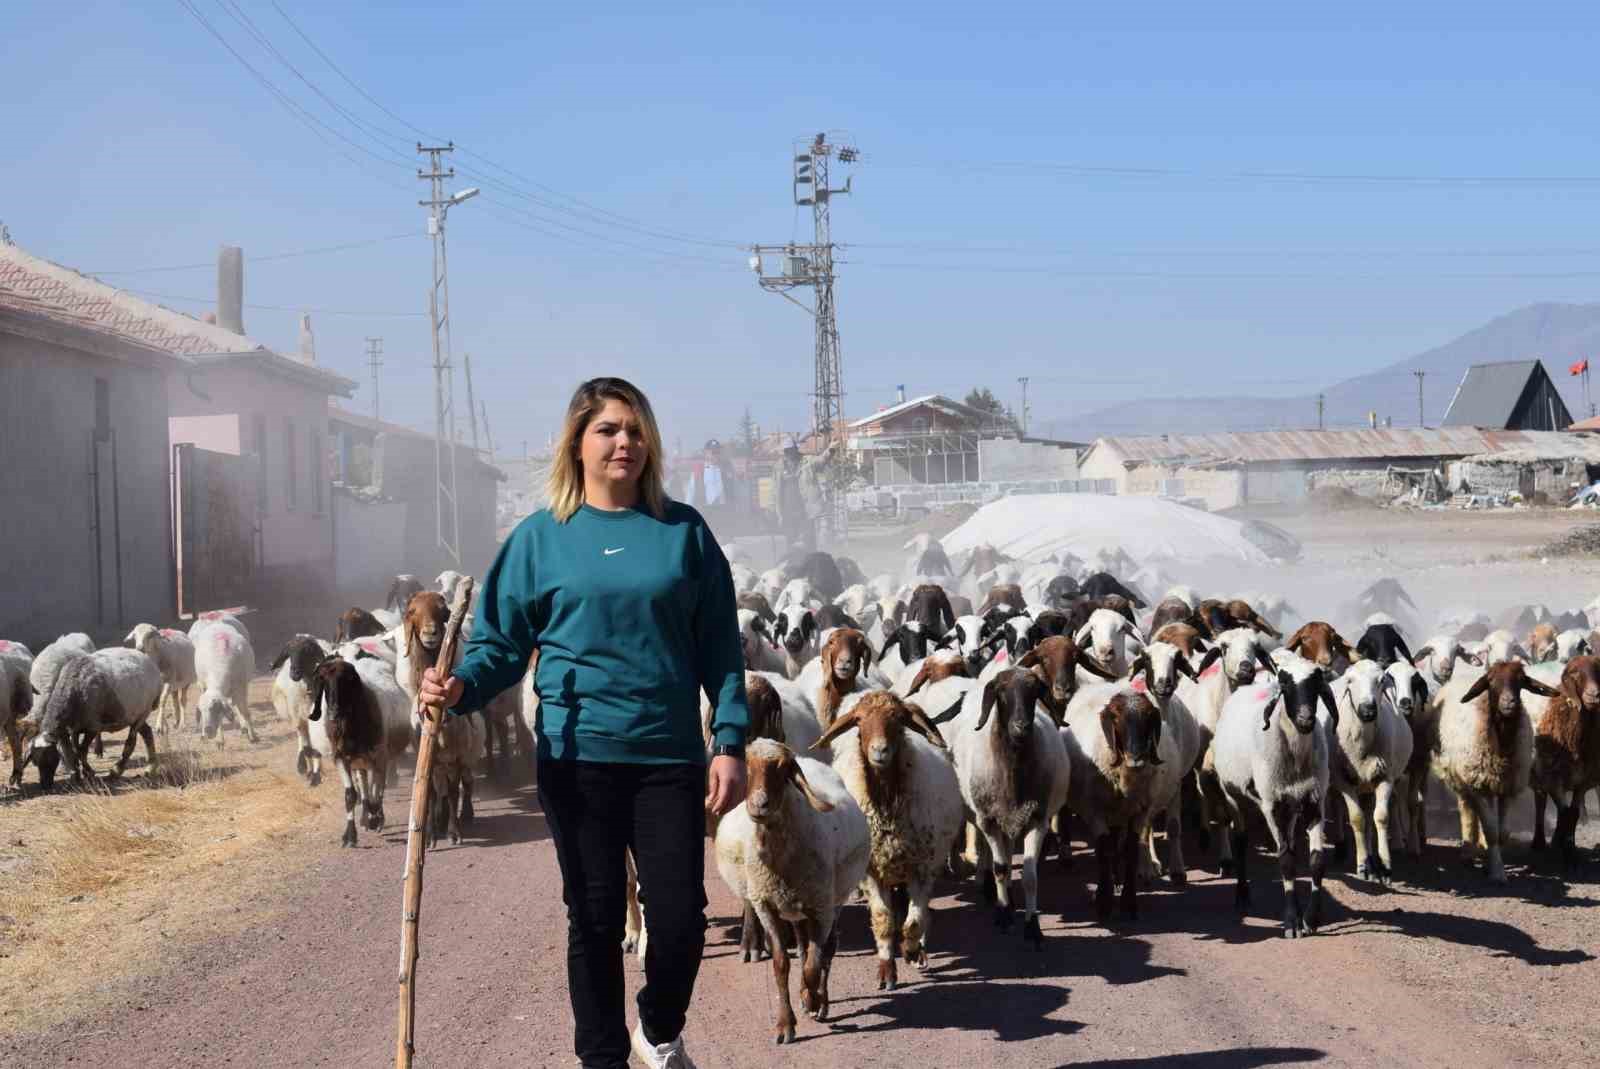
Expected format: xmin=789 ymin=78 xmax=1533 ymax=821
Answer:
xmin=333 ymin=492 xmax=409 ymax=597
xmin=0 ymin=330 xmax=173 ymax=647
xmin=373 ymin=432 xmax=500 ymax=580
xmin=169 ymin=363 xmax=334 ymax=587
xmin=978 ymin=438 xmax=1079 ymax=482
xmin=1078 ymin=446 xmax=1131 ymax=492
xmin=1123 ymin=463 xmax=1244 ymax=511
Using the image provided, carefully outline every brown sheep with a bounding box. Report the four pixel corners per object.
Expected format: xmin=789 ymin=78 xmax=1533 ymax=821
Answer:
xmin=1016 ymin=635 xmax=1118 ymax=723
xmin=1527 ymin=622 xmax=1559 ymax=664
xmin=1151 ymin=622 xmax=1207 ymax=658
xmin=738 ymin=591 xmax=778 ymax=622
xmin=1530 ymin=655 xmax=1600 ymax=869
xmin=336 ymin=607 xmax=386 ymax=643
xmin=977 ymin=583 xmax=1026 ymax=618
xmin=814 ymin=628 xmax=872 ymax=730
xmin=1149 ymin=597 xmax=1199 ymax=636
xmin=903 ymin=653 xmax=972 ymax=697
xmin=1284 ymin=621 xmax=1357 ymax=672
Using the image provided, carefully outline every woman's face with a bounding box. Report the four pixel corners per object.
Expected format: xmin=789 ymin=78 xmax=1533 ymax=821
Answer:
xmin=580 ymin=399 xmax=646 ymax=490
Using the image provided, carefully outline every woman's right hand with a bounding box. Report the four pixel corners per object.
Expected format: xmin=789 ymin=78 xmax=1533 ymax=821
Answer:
xmin=420 ymin=667 xmax=464 ymax=710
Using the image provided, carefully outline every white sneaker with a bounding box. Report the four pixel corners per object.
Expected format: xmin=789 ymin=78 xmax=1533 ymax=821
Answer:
xmin=630 ymin=1022 xmax=697 ymax=1069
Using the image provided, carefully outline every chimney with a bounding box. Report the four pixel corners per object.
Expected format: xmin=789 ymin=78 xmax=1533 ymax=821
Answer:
xmin=217 ymin=245 xmax=245 ymax=335
xmin=298 ymin=314 xmax=316 ymax=364
xmin=896 ymin=384 xmax=906 ymax=404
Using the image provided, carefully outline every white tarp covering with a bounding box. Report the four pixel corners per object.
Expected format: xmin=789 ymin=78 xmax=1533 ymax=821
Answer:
xmin=942 ymin=495 xmax=1274 ymax=565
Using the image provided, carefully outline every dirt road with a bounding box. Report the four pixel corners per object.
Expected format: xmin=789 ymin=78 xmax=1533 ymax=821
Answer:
xmin=11 ymin=758 xmax=1598 ymax=1068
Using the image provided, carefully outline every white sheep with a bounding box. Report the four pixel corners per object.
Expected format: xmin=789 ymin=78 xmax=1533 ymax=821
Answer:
xmin=194 ymin=624 xmax=257 ymax=744
xmin=1482 ymin=629 xmax=1528 ymax=664
xmin=730 ymin=561 xmax=759 ymax=595
xmin=1413 ymin=634 xmax=1479 ymax=688
xmin=1074 ymin=607 xmax=1145 ymax=677
xmin=1382 ymin=657 xmax=1435 ymax=858
xmin=1555 ymin=628 xmax=1592 ymax=661
xmin=187 ymin=609 xmax=250 ymax=644
xmin=948 ymin=669 xmax=1072 ymax=948
xmin=269 ymin=635 xmax=335 ymax=784
xmin=738 ymin=609 xmax=788 ymax=676
xmin=773 ymin=607 xmax=820 ymax=680
xmin=2 ymin=639 xmax=35 ymax=788
xmin=1324 ymin=660 xmax=1414 ymax=885
xmin=1181 ymin=626 xmax=1276 ymax=872
xmin=1212 ymin=658 xmax=1335 ymax=937
xmin=21 ymin=647 xmax=162 ymax=787
xmin=1061 ymin=679 xmax=1174 ymax=922
xmin=774 ymin=577 xmax=820 ymax=616
xmin=125 ymin=623 xmax=197 ymax=733
xmin=814 ymin=690 xmax=963 ymax=990
xmin=1127 ymin=642 xmax=1208 ymax=884
xmin=29 ymin=633 xmax=94 ymax=713
xmin=1430 ymin=661 xmax=1553 ymax=883
xmin=713 ymin=740 xmax=869 ymax=1044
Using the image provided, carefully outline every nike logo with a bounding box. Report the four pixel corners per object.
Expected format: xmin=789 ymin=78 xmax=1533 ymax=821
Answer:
xmin=604 ymin=547 xmax=626 ymax=556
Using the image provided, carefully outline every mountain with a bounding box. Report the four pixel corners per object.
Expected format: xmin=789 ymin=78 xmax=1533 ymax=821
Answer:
xmin=1059 ymin=302 xmax=1600 ymax=439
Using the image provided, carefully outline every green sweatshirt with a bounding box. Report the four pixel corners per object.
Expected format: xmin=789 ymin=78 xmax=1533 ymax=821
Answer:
xmin=452 ymin=501 xmax=749 ymax=765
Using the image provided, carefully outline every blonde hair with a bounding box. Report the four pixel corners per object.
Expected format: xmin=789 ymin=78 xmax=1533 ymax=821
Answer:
xmin=546 ymin=377 xmax=668 ymax=522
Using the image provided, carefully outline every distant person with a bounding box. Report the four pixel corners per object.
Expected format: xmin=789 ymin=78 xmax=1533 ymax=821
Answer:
xmin=421 ymin=376 xmax=749 ymax=1069
xmin=775 ymin=443 xmax=814 ymax=550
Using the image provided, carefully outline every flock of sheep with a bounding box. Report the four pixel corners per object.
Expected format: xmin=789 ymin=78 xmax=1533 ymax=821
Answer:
xmin=5 ymin=530 xmax=1600 ymax=1048
xmin=713 ymin=534 xmax=1600 ymax=1043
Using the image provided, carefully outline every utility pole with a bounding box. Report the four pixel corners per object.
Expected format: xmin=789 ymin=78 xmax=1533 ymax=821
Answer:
xmin=750 ymin=131 xmax=860 ymax=545
xmin=463 ymin=352 xmax=481 ymax=453
xmin=1413 ymin=370 xmax=1426 ymax=427
xmin=419 ymin=142 xmax=478 ymax=567
xmin=1316 ymin=393 xmax=1325 ymax=430
xmin=364 ymin=337 xmax=384 ymax=422
xmin=1017 ymin=376 xmax=1030 ymax=436
xmin=480 ymin=400 xmax=494 ymax=460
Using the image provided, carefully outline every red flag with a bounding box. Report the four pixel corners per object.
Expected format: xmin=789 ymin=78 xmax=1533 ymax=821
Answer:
xmin=1571 ymin=358 xmax=1590 ymax=377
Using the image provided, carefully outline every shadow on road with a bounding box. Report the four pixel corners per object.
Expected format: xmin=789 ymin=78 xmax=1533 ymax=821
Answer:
xmin=1054 ymin=1046 xmax=1327 ymax=1068
xmin=1325 ymin=903 xmax=1595 ymax=967
xmin=825 ymin=980 xmax=1084 ymax=1043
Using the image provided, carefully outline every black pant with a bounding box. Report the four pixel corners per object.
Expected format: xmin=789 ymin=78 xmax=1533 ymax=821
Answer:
xmin=538 ymin=759 xmax=708 ymax=1069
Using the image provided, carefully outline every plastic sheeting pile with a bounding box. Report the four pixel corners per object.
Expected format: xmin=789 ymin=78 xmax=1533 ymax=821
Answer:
xmin=941 ymin=495 xmax=1275 ymax=565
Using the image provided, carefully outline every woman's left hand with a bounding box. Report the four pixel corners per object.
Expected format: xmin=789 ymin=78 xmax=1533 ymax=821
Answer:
xmin=705 ymin=754 xmax=747 ymax=817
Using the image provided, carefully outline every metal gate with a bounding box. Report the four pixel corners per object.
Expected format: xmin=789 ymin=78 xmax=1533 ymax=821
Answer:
xmin=173 ymin=443 xmax=260 ymax=617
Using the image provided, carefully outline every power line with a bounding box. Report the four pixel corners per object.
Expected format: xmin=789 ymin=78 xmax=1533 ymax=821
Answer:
xmin=846 ymin=260 xmax=1600 ymax=281
xmin=880 ymin=156 xmax=1600 ymax=187
xmin=126 ymin=287 xmax=425 ymax=317
xmin=89 ymin=232 xmax=421 ymax=275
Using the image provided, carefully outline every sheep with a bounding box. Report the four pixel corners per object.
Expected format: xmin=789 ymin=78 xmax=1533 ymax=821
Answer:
xmin=814 ymin=690 xmax=963 ymax=991
xmin=756 ymin=567 xmax=788 ymax=606
xmin=1529 ymin=655 xmax=1600 ymax=869
xmin=194 ymin=624 xmax=258 ymax=744
xmin=125 ymin=624 xmax=197 ymax=733
xmin=1127 ymin=643 xmax=1210 ymax=884
xmin=1555 ymin=629 xmax=1592 ymax=662
xmin=386 ymin=574 xmax=425 ymax=613
xmin=1482 ymin=629 xmax=1528 ymax=664
xmin=1014 ymin=635 xmax=1119 ymax=724
xmin=875 ymin=620 xmax=943 ymax=683
xmin=1528 ymin=622 xmax=1560 ymax=664
xmin=947 ymin=669 xmax=1072 ymax=948
xmin=1212 ymin=659 xmax=1336 ymax=937
xmin=795 ymin=629 xmax=873 ymax=730
xmin=747 ymin=671 xmax=825 ymax=758
xmin=976 ymin=582 xmax=1026 ymax=618
xmin=774 ymin=577 xmax=820 ymax=617
xmin=335 ymin=635 xmax=397 ymax=666
xmin=1184 ymin=627 xmax=1278 ymax=868
xmin=428 ymin=702 xmax=488 ymax=849
xmin=1383 ymin=657 xmax=1435 ymax=857
xmin=435 ymin=569 xmax=468 ymax=601
xmin=187 ymin=609 xmax=250 ymax=644
xmin=790 ymin=552 xmax=845 ymax=602
xmin=1355 ymin=622 xmax=1414 ymax=668
xmin=730 ymin=562 xmax=759 ymax=595
xmin=336 ymin=607 xmax=388 ymax=643
xmin=713 ymin=740 xmax=869 ymax=1044
xmin=739 ymin=609 xmax=788 ymax=675
xmin=1062 ymin=681 xmax=1170 ymax=920
xmin=309 ymin=653 xmax=408 ymax=846
xmin=1283 ymin=621 xmax=1356 ymax=675
xmin=270 ymin=634 xmax=335 ymax=783
xmin=1199 ymin=598 xmax=1280 ymax=639
xmin=1412 ymin=635 xmax=1481 ymax=688
xmin=1324 ymin=660 xmax=1414 ymax=885
xmin=1080 ymin=571 xmax=1146 ymax=607
xmin=1431 ymin=661 xmax=1555 ymax=883
xmin=773 ymin=608 xmax=820 ymax=679
xmin=1149 ymin=596 xmax=1199 ymax=636
xmin=1074 ymin=607 xmax=1145 ymax=677
xmin=30 ymin=633 xmax=94 ymax=708
xmin=20 ymin=648 xmax=162 ymax=789
xmin=899 ymin=651 xmax=973 ymax=701
xmin=2 ymin=640 xmax=35 ymax=788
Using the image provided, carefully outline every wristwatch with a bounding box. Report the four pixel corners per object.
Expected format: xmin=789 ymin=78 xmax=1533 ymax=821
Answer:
xmin=710 ymin=743 xmax=744 ymax=761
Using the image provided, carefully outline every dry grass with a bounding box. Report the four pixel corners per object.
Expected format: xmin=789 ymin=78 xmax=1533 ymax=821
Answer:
xmin=0 ymin=681 xmax=334 ymax=1035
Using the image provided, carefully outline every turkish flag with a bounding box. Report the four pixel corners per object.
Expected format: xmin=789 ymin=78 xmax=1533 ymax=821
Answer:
xmin=1571 ymin=358 xmax=1590 ymax=377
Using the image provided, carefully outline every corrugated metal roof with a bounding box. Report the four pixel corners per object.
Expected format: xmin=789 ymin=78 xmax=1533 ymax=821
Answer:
xmin=1088 ymin=427 xmax=1600 ymax=465
xmin=1568 ymin=414 xmax=1600 ymax=432
xmin=1441 ymin=360 xmax=1549 ymax=427
xmin=848 ymin=393 xmax=989 ymax=429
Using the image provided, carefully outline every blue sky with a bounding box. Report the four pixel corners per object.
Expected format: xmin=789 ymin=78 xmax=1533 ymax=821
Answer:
xmin=10 ymin=2 xmax=1600 ymax=449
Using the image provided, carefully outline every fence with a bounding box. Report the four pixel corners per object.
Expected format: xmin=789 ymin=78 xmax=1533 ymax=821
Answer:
xmin=846 ymin=478 xmax=1116 ymax=515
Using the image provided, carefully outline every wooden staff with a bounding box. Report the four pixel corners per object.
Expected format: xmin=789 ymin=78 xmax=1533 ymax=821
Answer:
xmin=396 ymin=577 xmax=474 ymax=1069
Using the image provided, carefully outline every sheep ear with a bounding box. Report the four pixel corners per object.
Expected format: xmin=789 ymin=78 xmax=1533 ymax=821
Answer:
xmin=1073 ymin=622 xmax=1092 ymax=647
xmin=1254 ymin=646 xmax=1277 ymax=676
xmin=900 ymin=703 xmax=947 ymax=749
xmin=1412 ymin=645 xmax=1434 ymax=664
xmin=812 ymin=708 xmax=861 ymax=751
xmin=1460 ymin=675 xmax=1491 ymax=703
xmin=1521 ymin=675 xmax=1558 ymax=698
xmin=1194 ymin=647 xmax=1223 ymax=676
xmin=976 ymin=680 xmax=999 ymax=731
xmin=1016 ymin=649 xmax=1041 ymax=670
xmin=1319 ymin=680 xmax=1340 ymax=726
xmin=1176 ymin=654 xmax=1198 ymax=682
xmin=308 ymin=678 xmax=325 ymax=722
xmin=1284 ymin=625 xmax=1309 ymax=653
xmin=1080 ymin=654 xmax=1118 ymax=681
xmin=1099 ymin=703 xmax=1124 ymax=766
xmin=790 ymin=762 xmax=836 ymax=813
xmin=752 ymin=617 xmax=769 ymax=637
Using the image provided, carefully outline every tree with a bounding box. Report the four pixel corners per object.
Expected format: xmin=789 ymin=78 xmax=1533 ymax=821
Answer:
xmin=735 ymin=406 xmax=758 ymax=457
xmin=964 ymin=387 xmax=1018 ymax=433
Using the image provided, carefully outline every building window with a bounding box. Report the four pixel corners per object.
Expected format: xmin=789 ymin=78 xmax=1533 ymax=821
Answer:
xmin=285 ymin=417 xmax=298 ymax=511
xmin=254 ymin=413 xmax=268 ymax=512
xmin=311 ymin=428 xmax=324 ymax=514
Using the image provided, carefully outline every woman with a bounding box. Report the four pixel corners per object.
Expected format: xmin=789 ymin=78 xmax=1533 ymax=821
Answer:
xmin=421 ymin=377 xmax=748 ymax=1069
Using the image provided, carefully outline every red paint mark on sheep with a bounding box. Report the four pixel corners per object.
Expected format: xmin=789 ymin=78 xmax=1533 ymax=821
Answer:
xmin=1201 ymin=661 xmax=1223 ymax=679
xmin=161 ymin=629 xmax=182 ymax=639
xmin=1130 ymin=675 xmax=1148 ymax=693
